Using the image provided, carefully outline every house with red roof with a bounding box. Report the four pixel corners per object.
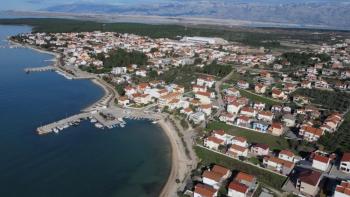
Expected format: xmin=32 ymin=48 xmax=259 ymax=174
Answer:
xmin=195 ymin=91 xmax=212 ymax=104
xmin=299 ymin=125 xmax=324 ymax=142
xmin=255 ymin=83 xmax=267 ymax=94
xmin=232 ymin=136 xmax=248 ymax=148
xmin=272 ymin=88 xmax=287 ymax=100
xmin=270 ymin=122 xmax=284 ymax=136
xmin=227 ymin=181 xmax=249 ymax=197
xmin=202 ymin=165 xmax=231 ymax=189
xmin=194 ymin=183 xmax=218 ymax=197
xmin=279 ymin=149 xmax=296 ymax=163
xmin=296 ymin=169 xmax=322 ymax=196
xmin=219 ymin=112 xmax=235 ymax=124
xmin=257 ymin=111 xmax=274 ymax=122
xmin=251 ymin=143 xmax=270 ymax=156
xmin=234 ymin=172 xmax=256 ymax=188
xmin=340 ymin=153 xmax=350 ymax=174
xmin=237 ymin=115 xmax=252 ymax=128
xmin=312 ymin=154 xmax=331 ymax=171
xmin=227 ymin=144 xmax=248 ymax=158
xmin=240 ymin=107 xmax=256 ymax=117
xmin=263 ymin=156 xmax=295 ymax=175
xmin=227 ymin=101 xmax=243 ymax=114
xmin=334 ymin=181 xmax=350 ymax=197
xmin=204 ymin=136 xmax=224 ymax=150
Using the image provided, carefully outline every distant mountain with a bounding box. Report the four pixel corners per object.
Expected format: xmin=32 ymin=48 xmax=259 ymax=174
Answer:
xmin=44 ymin=0 xmax=350 ymax=30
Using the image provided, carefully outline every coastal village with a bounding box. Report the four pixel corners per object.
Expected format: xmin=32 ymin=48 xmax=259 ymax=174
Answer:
xmin=13 ymin=30 xmax=350 ymax=197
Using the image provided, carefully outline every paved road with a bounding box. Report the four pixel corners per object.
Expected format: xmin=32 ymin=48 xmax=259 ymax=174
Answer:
xmin=214 ymin=69 xmax=236 ymax=117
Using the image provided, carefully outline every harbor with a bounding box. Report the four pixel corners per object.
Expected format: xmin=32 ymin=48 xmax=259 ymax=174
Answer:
xmin=36 ymin=106 xmax=163 ymax=135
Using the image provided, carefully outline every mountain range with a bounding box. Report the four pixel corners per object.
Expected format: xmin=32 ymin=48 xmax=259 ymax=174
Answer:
xmin=31 ymin=0 xmax=350 ymax=30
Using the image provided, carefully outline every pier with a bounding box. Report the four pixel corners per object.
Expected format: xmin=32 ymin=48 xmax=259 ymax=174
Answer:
xmin=24 ymin=66 xmax=55 ymax=73
xmin=36 ymin=106 xmax=163 ymax=135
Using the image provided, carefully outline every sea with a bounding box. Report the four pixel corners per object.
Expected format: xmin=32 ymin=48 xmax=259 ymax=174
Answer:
xmin=0 ymin=25 xmax=171 ymax=197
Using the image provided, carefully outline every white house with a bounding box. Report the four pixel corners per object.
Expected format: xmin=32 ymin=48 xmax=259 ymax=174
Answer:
xmin=194 ymin=183 xmax=218 ymax=197
xmin=312 ymin=154 xmax=331 ymax=172
xmin=227 ymin=101 xmax=242 ymax=114
xmin=279 ymin=150 xmax=296 ymax=163
xmin=204 ymin=136 xmax=224 ymax=150
xmin=340 ymin=153 xmax=350 ymax=174
xmin=228 ymin=181 xmax=249 ymax=197
xmin=334 ymin=181 xmax=350 ymax=197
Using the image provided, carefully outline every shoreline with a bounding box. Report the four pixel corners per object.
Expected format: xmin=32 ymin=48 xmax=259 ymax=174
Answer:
xmin=158 ymin=119 xmax=197 ymax=197
xmin=13 ymin=38 xmax=190 ymax=197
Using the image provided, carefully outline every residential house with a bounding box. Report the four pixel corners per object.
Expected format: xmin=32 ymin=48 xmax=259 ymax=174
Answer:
xmin=219 ymin=112 xmax=235 ymax=124
xmin=315 ymin=79 xmax=330 ymax=89
xmin=227 ymin=144 xmax=249 ymax=158
xmin=279 ymin=150 xmax=296 ymax=163
xmin=197 ymin=76 xmax=216 ymax=88
xmin=232 ymin=136 xmax=248 ymax=147
xmin=340 ymin=153 xmax=350 ymax=174
xmin=194 ymin=183 xmax=218 ymax=197
xmin=237 ymin=80 xmax=249 ymax=89
xmin=312 ymin=154 xmax=331 ymax=171
xmin=295 ymin=169 xmax=322 ymax=196
xmin=227 ymin=181 xmax=249 ymax=197
xmin=195 ymin=91 xmax=212 ymax=104
xmin=202 ymin=166 xmax=230 ymax=190
xmin=272 ymin=88 xmax=287 ymax=100
xmin=282 ymin=114 xmax=296 ymax=127
xmin=204 ymin=136 xmax=224 ymax=150
xmin=270 ymin=122 xmax=284 ymax=136
xmin=118 ymin=96 xmax=130 ymax=107
xmin=132 ymin=93 xmax=152 ymax=105
xmin=299 ymin=125 xmax=323 ymax=142
xmin=255 ymin=83 xmax=267 ymax=94
xmin=189 ymin=112 xmax=206 ymax=124
xmin=334 ymin=181 xmax=350 ymax=197
xmin=252 ymin=121 xmax=270 ymax=133
xmin=253 ymin=102 xmax=266 ymax=111
xmin=225 ymin=87 xmax=241 ymax=97
xmin=193 ymin=85 xmax=207 ymax=93
xmin=240 ymin=107 xmax=256 ymax=117
xmin=212 ymin=130 xmax=233 ymax=145
xmin=257 ymin=111 xmax=274 ymax=122
xmin=237 ymin=115 xmax=252 ymax=128
xmin=227 ymin=101 xmax=242 ymax=114
xmin=200 ymin=104 xmax=213 ymax=116
xmin=263 ymin=156 xmax=295 ymax=175
xmin=251 ymin=143 xmax=270 ymax=156
xmin=301 ymin=80 xmax=312 ymax=89
xmin=235 ymin=172 xmax=256 ymax=188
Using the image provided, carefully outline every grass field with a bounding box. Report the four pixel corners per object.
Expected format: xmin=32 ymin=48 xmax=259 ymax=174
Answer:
xmin=195 ymin=146 xmax=287 ymax=190
xmin=206 ymin=121 xmax=291 ymax=152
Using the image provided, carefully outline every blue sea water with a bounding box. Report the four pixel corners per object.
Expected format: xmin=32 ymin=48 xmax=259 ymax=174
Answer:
xmin=0 ymin=25 xmax=171 ymax=197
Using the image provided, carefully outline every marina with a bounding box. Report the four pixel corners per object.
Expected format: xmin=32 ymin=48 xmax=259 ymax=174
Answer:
xmin=36 ymin=106 xmax=163 ymax=135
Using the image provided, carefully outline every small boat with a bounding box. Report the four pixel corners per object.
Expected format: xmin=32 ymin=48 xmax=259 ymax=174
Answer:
xmin=90 ymin=119 xmax=97 ymax=123
xmin=53 ymin=128 xmax=59 ymax=133
xmin=95 ymin=123 xmax=104 ymax=128
xmin=152 ymin=121 xmax=158 ymax=124
xmin=120 ymin=123 xmax=125 ymax=128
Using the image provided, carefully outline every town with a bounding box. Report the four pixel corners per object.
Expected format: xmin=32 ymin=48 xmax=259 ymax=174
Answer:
xmin=12 ymin=30 xmax=350 ymax=197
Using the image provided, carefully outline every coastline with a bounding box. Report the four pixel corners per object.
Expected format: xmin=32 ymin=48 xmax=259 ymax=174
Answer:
xmin=158 ymin=119 xmax=197 ymax=197
xmin=11 ymin=38 xmax=193 ymax=197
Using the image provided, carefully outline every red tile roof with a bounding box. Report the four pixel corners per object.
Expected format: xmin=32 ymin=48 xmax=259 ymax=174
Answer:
xmin=212 ymin=165 xmax=230 ymax=176
xmin=298 ymin=170 xmax=322 ymax=186
xmin=194 ymin=183 xmax=217 ymax=197
xmin=228 ymin=181 xmax=248 ymax=193
xmin=206 ymin=136 xmax=224 ymax=145
xmin=202 ymin=170 xmax=223 ymax=182
xmin=235 ymin=172 xmax=255 ymax=183
xmin=342 ymin=153 xmax=350 ymax=162
xmin=313 ymin=154 xmax=330 ymax=164
xmin=280 ymin=150 xmax=295 ymax=158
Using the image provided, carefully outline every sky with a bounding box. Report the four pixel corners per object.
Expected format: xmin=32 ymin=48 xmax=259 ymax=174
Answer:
xmin=1 ymin=0 xmax=161 ymax=10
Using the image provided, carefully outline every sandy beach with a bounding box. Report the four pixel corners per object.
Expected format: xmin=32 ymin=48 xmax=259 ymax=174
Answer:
xmin=158 ymin=118 xmax=197 ymax=197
